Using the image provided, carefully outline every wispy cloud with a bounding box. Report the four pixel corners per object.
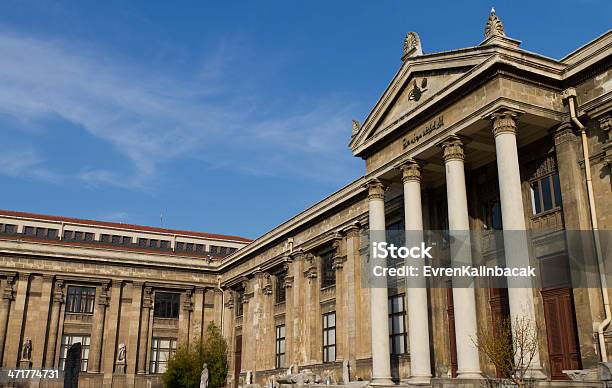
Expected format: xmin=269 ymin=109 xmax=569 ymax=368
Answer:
xmin=0 ymin=28 xmax=360 ymax=189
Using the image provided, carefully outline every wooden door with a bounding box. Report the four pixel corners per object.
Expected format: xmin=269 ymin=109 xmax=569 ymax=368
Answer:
xmin=234 ymin=335 xmax=242 ymax=384
xmin=447 ymin=288 xmax=458 ymax=378
xmin=541 ymin=288 xmax=581 ymax=380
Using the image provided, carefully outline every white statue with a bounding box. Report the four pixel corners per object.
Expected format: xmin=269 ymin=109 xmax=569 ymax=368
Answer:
xmin=117 ymin=343 xmax=126 ymax=362
xmin=200 ymin=362 xmax=209 ymax=388
xmin=246 ymin=370 xmax=253 ymax=385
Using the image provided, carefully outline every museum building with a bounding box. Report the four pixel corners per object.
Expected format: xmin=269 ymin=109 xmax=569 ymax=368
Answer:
xmin=0 ymin=9 xmax=611 ymax=388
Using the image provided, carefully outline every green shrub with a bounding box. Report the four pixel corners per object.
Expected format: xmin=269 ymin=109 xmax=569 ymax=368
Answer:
xmin=163 ymin=323 xmax=228 ymax=388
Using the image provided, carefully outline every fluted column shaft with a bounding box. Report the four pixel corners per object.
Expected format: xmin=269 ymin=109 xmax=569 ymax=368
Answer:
xmin=367 ymin=179 xmax=393 ymax=385
xmin=400 ymin=160 xmax=432 ymax=384
xmin=137 ymin=286 xmax=153 ymax=374
xmin=440 ymin=137 xmax=482 ymax=379
xmin=89 ymin=282 xmax=109 ymax=373
xmin=491 ymin=111 xmax=545 ymax=377
xmin=0 ymin=274 xmax=15 ymax=365
xmin=45 ymin=279 xmax=64 ymax=367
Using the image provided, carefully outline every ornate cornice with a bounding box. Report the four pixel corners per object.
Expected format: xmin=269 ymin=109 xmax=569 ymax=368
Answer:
xmin=366 ymin=179 xmax=386 ymax=201
xmin=343 ymin=223 xmax=361 ymax=239
xmin=399 ymin=158 xmax=422 ymax=183
xmin=440 ymin=135 xmax=465 ymax=162
xmin=490 ymin=110 xmax=519 ymax=137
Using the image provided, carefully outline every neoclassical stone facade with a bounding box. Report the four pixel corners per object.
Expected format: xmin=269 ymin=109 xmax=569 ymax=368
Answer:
xmin=0 ymin=11 xmax=611 ymax=388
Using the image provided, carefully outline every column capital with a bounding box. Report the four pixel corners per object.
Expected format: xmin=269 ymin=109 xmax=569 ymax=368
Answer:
xmin=2 ymin=272 xmax=16 ymax=301
xmin=399 ymin=158 xmax=422 ymax=183
xmin=365 ymin=179 xmax=386 ymax=201
xmin=142 ymin=286 xmax=153 ymax=309
xmin=97 ymin=282 xmax=111 ymax=307
xmin=551 ymin=120 xmax=578 ymax=146
xmin=182 ymin=289 xmax=193 ymax=312
xmin=343 ymin=223 xmax=361 ymax=238
xmin=439 ymin=135 xmax=465 ymax=161
xmin=490 ymin=109 xmax=520 ymax=137
xmin=53 ymin=279 xmax=65 ymax=304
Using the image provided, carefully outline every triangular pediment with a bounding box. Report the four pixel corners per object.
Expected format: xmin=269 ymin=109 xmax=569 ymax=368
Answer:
xmin=349 ymin=48 xmax=496 ymax=155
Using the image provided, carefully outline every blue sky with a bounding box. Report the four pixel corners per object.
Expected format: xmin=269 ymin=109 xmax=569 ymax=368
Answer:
xmin=0 ymin=1 xmax=610 ymax=239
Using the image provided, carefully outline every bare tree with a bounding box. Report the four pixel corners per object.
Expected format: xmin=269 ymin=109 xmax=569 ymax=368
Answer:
xmin=473 ymin=315 xmax=539 ymax=388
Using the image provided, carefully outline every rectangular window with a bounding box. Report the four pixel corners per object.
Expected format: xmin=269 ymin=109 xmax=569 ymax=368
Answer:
xmin=154 ymin=292 xmax=180 ymax=319
xmin=482 ymin=200 xmax=503 ymax=230
xmin=63 ymin=230 xmax=74 ymax=240
xmin=84 ymin=232 xmax=94 ymax=241
xmin=59 ymin=334 xmax=90 ymax=372
xmin=24 ymin=226 xmax=35 ymax=236
xmin=322 ymin=312 xmax=336 ymax=362
xmin=161 ymin=240 xmax=171 ymax=249
xmin=321 ymin=252 xmax=335 ymax=288
xmin=275 ymin=272 xmax=286 ymax=303
xmin=138 ymin=238 xmax=148 ymax=247
xmin=65 ymin=286 xmax=96 ymax=314
xmin=122 ymin=236 xmax=132 ymax=245
xmin=275 ymin=325 xmax=286 ymax=369
xmin=3 ymin=224 xmax=16 ymax=234
xmin=74 ymin=231 xmax=83 ymax=240
xmin=149 ymin=239 xmax=159 ymax=248
xmin=47 ymin=229 xmax=58 ymax=239
xmin=149 ymin=337 xmax=177 ymax=374
xmin=101 ymin=234 xmax=111 ymax=243
xmin=235 ymin=290 xmax=244 ymax=317
xmin=388 ymin=295 xmax=407 ymax=355
xmin=176 ymin=242 xmax=185 ymax=251
xmin=36 ymin=228 xmax=46 ymax=238
xmin=530 ymin=173 xmax=563 ymax=215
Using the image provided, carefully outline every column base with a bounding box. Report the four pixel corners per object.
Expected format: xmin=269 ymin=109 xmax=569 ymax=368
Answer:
xmin=407 ymin=375 xmax=431 ymax=385
xmin=369 ymin=377 xmax=394 ymax=386
xmin=456 ymin=370 xmax=483 ymax=379
xmin=524 ymin=367 xmax=547 ymax=380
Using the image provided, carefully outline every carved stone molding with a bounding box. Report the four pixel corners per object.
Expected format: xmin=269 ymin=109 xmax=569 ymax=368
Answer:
xmin=366 ymin=179 xmax=386 ymax=201
xmin=304 ymin=266 xmax=318 ymax=279
xmin=290 ymin=249 xmax=305 ymax=262
xmin=332 ymin=255 xmax=347 ymax=271
xmin=284 ymin=276 xmax=294 ymax=289
xmin=183 ymin=289 xmax=193 ymax=312
xmin=402 ymin=31 xmax=423 ymax=59
xmin=53 ymin=279 xmax=65 ymax=304
xmin=225 ymin=293 xmax=235 ymax=309
xmin=600 ymin=115 xmax=611 ymax=140
xmin=262 ymin=273 xmax=273 ymax=296
xmin=399 ymin=158 xmax=422 ymax=183
xmin=98 ymin=282 xmax=111 ymax=307
xmin=490 ymin=110 xmax=519 ymax=137
xmin=552 ymin=121 xmax=577 ymax=146
xmin=440 ymin=135 xmax=465 ymax=162
xmin=2 ymin=273 xmax=16 ymax=301
xmin=142 ymin=286 xmax=153 ymax=309
xmin=484 ymin=8 xmax=505 ymax=39
xmin=343 ymin=223 xmax=361 ymax=239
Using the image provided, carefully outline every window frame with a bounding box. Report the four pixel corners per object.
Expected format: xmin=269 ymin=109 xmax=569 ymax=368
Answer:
xmin=388 ymin=294 xmax=408 ymax=355
xmin=149 ymin=337 xmax=177 ymax=374
xmin=320 ymin=251 xmax=335 ymax=289
xmin=153 ymin=292 xmax=180 ymax=319
xmin=530 ymin=172 xmax=562 ymax=216
xmin=275 ymin=324 xmax=286 ymax=369
xmin=65 ymin=286 xmax=96 ymax=314
xmin=59 ymin=334 xmax=90 ymax=372
xmin=322 ymin=311 xmax=336 ymax=363
xmin=275 ymin=272 xmax=286 ymax=304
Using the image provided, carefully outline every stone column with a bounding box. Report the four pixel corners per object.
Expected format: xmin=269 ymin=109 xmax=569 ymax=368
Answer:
xmin=367 ymin=179 xmax=393 ymax=385
xmin=303 ymin=255 xmax=320 ymax=363
xmin=4 ymin=273 xmax=29 ymax=368
xmin=491 ymin=110 xmax=545 ymax=377
xmin=45 ymin=278 xmax=64 ymax=367
xmin=400 ymin=159 xmax=432 ymax=384
xmin=343 ymin=224 xmax=360 ymax=373
xmin=291 ymin=250 xmax=307 ymax=365
xmin=0 ymin=273 xmax=16 ymax=365
xmin=191 ymin=287 xmax=206 ymax=344
xmin=282 ymin=259 xmax=294 ymax=366
xmin=179 ymin=289 xmax=193 ymax=348
xmin=89 ymin=282 xmax=110 ymax=373
xmin=137 ymin=286 xmax=153 ymax=374
xmin=332 ymin=233 xmax=348 ymax=361
xmin=440 ymin=136 xmax=482 ymax=379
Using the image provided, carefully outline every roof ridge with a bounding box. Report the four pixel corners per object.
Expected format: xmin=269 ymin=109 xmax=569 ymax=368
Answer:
xmin=0 ymin=209 xmax=252 ymax=243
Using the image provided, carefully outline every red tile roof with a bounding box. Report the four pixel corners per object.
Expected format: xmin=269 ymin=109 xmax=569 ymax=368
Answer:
xmin=0 ymin=209 xmax=252 ymax=243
